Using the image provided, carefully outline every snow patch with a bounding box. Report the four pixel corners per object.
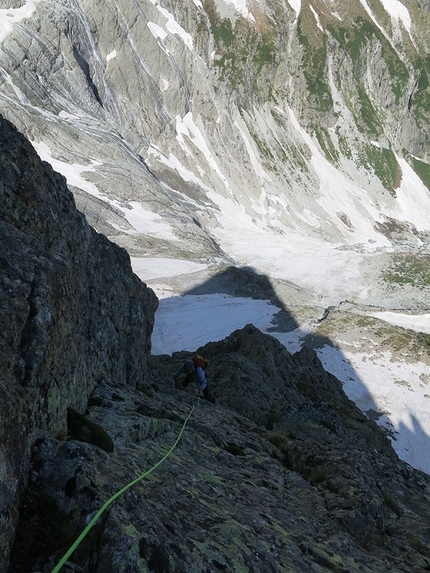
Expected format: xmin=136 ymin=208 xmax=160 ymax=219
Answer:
xmin=310 ymin=5 xmax=324 ymax=32
xmin=59 ymin=111 xmax=81 ymax=120
xmin=147 ymin=21 xmax=168 ymax=41
xmin=33 ymin=142 xmax=175 ymax=241
xmin=379 ymin=0 xmax=411 ymax=32
xmin=318 ymin=344 xmax=430 ymax=474
xmin=359 ymin=0 xmax=413 ymax=44
xmin=131 ymin=257 xmax=207 ymax=282
xmin=234 ymin=120 xmax=272 ymax=182
xmin=176 ymin=112 xmax=232 ymax=193
xmin=287 ymin=0 xmax=301 ymax=16
xmin=287 ymin=107 xmax=388 ymax=245
xmin=106 ymin=50 xmax=117 ymax=62
xmin=147 ymin=143 xmax=213 ymax=193
xmin=152 ymin=294 xmax=278 ymax=354
xmin=150 ymin=285 xmax=430 ymax=474
xmin=121 ymin=202 xmax=176 ymax=240
xmin=32 ymin=141 xmax=103 ymax=199
xmin=148 ymin=0 xmax=193 ymax=49
xmin=221 ymin=0 xmax=255 ymax=22
xmin=370 ymin=312 xmax=430 ymax=334
xmin=0 ymin=0 xmax=42 ymax=43
xmin=390 ymin=158 xmax=430 ymax=231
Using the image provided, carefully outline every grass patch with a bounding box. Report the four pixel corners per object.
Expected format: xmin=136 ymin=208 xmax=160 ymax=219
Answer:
xmin=417 ymin=333 xmax=430 ymax=348
xmin=366 ymin=145 xmax=401 ymax=194
xmin=204 ymin=0 xmax=276 ymax=97
xmin=268 ymin=431 xmax=287 ymax=448
xmin=329 ymin=18 xmax=409 ymax=105
xmin=355 ymin=85 xmax=380 ymax=135
xmin=297 ymin=18 xmax=333 ymax=113
xmin=409 ymin=155 xmax=430 ymax=191
xmin=384 ymin=254 xmax=430 ymax=288
xmin=382 ymin=490 xmax=403 ymax=516
xmin=411 ymin=56 xmax=430 ymax=127
xmin=312 ymin=125 xmax=339 ymax=163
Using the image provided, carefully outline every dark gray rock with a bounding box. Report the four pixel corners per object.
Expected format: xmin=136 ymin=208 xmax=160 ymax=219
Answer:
xmin=0 ymin=115 xmax=157 ymax=572
xmin=9 ymin=323 xmax=430 ymax=572
xmin=2 ymin=112 xmax=430 ymax=571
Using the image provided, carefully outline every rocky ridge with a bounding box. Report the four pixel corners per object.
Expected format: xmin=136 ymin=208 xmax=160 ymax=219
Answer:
xmin=2 ymin=115 xmax=430 ymax=573
xmin=0 ymin=115 xmax=157 ymax=572
xmin=10 ymin=325 xmax=430 ymax=573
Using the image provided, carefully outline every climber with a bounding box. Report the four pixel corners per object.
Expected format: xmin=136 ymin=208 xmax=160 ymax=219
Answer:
xmin=174 ymin=353 xmax=215 ymax=403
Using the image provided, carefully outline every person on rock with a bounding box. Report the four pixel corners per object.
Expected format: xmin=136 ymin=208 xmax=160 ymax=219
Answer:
xmin=174 ymin=353 xmax=215 ymax=403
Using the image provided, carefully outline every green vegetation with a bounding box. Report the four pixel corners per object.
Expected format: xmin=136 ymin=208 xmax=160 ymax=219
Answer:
xmin=297 ymin=18 xmax=333 ymax=113
xmin=417 ymin=332 xmax=430 ymax=348
xmin=409 ymin=155 xmax=430 ymax=191
xmin=411 ymin=57 xmax=430 ymax=127
xmin=356 ymin=85 xmax=380 ymax=135
xmin=337 ymin=132 xmax=353 ymax=159
xmin=354 ymin=142 xmax=400 ymax=195
xmin=384 ymin=254 xmax=430 ymax=287
xmin=329 ymin=19 xmax=408 ymax=106
xmin=364 ymin=145 xmax=401 ymax=195
xmin=311 ymin=125 xmax=339 ymax=163
xmin=248 ymin=127 xmax=275 ymax=162
xmin=212 ymin=15 xmax=234 ymax=47
xmin=382 ymin=490 xmax=403 ymax=516
xmin=325 ymin=16 xmax=409 ymax=180
xmin=268 ymin=431 xmax=293 ymax=453
xmin=269 ymin=109 xmax=311 ymax=172
xmin=203 ymin=0 xmax=276 ymax=97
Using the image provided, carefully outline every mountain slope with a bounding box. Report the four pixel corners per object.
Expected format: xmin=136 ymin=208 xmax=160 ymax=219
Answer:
xmin=1 ymin=0 xmax=430 ymax=291
xmin=9 ymin=325 xmax=430 ymax=573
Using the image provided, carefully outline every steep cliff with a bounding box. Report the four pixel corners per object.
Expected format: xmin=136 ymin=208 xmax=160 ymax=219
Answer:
xmin=0 ymin=115 xmax=158 ymax=572
xmin=2 ymin=0 xmax=430 ymax=570
xmin=0 ymin=0 xmax=430 ymax=281
xmin=8 ymin=324 xmax=430 ymax=572
xmin=2 ymin=115 xmax=430 ymax=572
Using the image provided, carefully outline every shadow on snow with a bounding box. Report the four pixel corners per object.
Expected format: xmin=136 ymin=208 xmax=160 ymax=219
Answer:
xmin=155 ymin=264 xmax=430 ymax=476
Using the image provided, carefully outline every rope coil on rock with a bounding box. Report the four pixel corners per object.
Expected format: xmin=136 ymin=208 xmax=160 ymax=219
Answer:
xmin=51 ymin=400 xmax=197 ymax=573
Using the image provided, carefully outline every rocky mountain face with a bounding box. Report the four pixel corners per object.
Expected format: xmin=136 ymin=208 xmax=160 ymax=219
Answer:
xmin=0 ymin=0 xmax=430 ymax=285
xmin=8 ymin=322 xmax=430 ymax=572
xmin=0 ymin=115 xmax=157 ymax=572
xmin=1 ymin=114 xmax=430 ymax=572
xmin=2 ymin=0 xmax=430 ymax=570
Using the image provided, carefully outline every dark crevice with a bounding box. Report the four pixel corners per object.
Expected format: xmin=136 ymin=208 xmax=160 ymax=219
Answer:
xmin=72 ymin=46 xmax=103 ymax=107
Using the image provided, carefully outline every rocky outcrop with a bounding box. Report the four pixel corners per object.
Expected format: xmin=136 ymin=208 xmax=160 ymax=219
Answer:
xmin=0 ymin=115 xmax=157 ymax=572
xmin=2 ymin=111 xmax=430 ymax=571
xmin=8 ymin=323 xmax=430 ymax=572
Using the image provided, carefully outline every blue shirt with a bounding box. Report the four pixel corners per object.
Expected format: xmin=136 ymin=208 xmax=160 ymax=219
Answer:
xmin=195 ymin=366 xmax=207 ymax=391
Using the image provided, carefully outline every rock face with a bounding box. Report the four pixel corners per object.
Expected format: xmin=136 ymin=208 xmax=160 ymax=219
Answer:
xmin=8 ymin=323 xmax=430 ymax=572
xmin=0 ymin=0 xmax=430 ymax=285
xmin=0 ymin=115 xmax=158 ymax=572
xmin=2 ymin=116 xmax=430 ymax=572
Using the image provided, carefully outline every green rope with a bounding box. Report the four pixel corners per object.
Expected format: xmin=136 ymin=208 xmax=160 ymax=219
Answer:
xmin=51 ymin=402 xmax=196 ymax=573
